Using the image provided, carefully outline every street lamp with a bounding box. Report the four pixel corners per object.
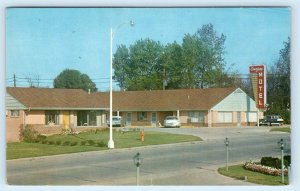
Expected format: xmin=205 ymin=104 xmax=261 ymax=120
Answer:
xmin=224 ymin=137 xmax=230 ymax=171
xmin=108 ymin=20 xmax=134 ymax=149
xmin=278 ymin=138 xmax=285 ymax=183
xmin=133 ymin=152 xmax=143 ymax=185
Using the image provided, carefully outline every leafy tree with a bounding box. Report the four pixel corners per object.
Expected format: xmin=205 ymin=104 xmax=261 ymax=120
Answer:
xmin=53 ymin=69 xmax=97 ymax=92
xmin=113 ymin=24 xmax=229 ymax=90
xmin=113 ymin=38 xmax=164 ymax=90
xmin=266 ymin=38 xmax=290 ymax=123
xmin=161 ymin=42 xmax=184 ymax=89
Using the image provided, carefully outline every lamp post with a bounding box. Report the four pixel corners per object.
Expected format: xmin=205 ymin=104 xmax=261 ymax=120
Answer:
xmin=278 ymin=138 xmax=284 ymax=183
xmin=133 ymin=152 xmax=143 ymax=186
xmin=224 ymin=137 xmax=230 ymax=171
xmin=108 ymin=20 xmax=134 ymax=149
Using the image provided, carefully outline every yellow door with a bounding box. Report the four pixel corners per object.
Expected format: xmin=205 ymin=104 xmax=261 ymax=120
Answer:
xmin=62 ymin=111 xmax=70 ymax=129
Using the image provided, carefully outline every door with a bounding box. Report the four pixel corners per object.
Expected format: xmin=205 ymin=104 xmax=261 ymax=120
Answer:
xmin=126 ymin=112 xmax=132 ymax=126
xmin=151 ymin=112 xmax=157 ymax=127
xmin=62 ymin=111 xmax=70 ymax=129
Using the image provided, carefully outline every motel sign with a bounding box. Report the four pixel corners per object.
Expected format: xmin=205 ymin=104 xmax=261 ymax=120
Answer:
xmin=250 ymin=65 xmax=267 ymax=109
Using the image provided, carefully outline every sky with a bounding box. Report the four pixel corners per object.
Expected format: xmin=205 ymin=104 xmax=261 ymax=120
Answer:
xmin=5 ymin=7 xmax=291 ymax=91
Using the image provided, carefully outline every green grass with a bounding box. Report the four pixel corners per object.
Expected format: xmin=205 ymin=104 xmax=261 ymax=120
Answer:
xmin=270 ymin=127 xmax=291 ymax=133
xmin=218 ymin=164 xmax=289 ymax=185
xmin=7 ymin=130 xmax=201 ymax=160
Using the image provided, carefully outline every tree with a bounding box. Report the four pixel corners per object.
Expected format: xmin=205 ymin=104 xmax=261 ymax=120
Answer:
xmin=266 ymin=38 xmax=290 ymax=123
xmin=53 ymin=69 xmax=97 ymax=92
xmin=113 ymin=24 xmax=228 ymax=90
xmin=113 ymin=38 xmax=164 ymax=90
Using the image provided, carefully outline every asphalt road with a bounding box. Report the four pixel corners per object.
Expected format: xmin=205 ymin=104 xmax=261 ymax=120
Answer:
xmin=6 ymin=126 xmax=290 ymax=185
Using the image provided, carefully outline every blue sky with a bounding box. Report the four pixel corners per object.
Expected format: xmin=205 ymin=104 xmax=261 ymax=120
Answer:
xmin=6 ymin=7 xmax=290 ymax=91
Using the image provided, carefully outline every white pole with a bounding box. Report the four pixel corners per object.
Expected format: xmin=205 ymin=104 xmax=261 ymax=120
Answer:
xmin=281 ymin=146 xmax=284 ymax=183
xmin=226 ymin=144 xmax=229 ymax=171
xmin=108 ymin=28 xmax=114 ymax=149
xmin=136 ymin=166 xmax=140 ymax=186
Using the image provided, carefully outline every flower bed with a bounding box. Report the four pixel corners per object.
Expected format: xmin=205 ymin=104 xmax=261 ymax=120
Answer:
xmin=244 ymin=161 xmax=288 ymax=176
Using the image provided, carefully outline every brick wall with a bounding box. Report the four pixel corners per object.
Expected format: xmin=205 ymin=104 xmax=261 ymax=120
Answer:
xmin=6 ymin=110 xmax=24 ymax=142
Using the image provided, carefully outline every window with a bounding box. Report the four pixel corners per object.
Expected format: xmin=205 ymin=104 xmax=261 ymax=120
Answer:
xmin=45 ymin=111 xmax=60 ymax=125
xmin=89 ymin=111 xmax=97 ymax=126
xmin=77 ymin=111 xmax=97 ymax=126
xmin=218 ymin=112 xmax=232 ymax=123
xmin=246 ymin=112 xmax=257 ymax=122
xmin=10 ymin=110 xmax=20 ymax=117
xmin=188 ymin=111 xmax=204 ymax=123
xmin=138 ymin=112 xmax=147 ymax=121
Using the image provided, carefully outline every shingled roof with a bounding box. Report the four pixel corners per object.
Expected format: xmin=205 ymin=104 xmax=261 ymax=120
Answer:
xmin=7 ymin=87 xmax=237 ymax=111
xmin=93 ymin=87 xmax=237 ymax=111
xmin=6 ymin=87 xmax=106 ymax=109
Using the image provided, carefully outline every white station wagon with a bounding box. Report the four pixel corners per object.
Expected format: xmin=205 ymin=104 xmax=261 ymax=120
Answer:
xmin=163 ymin=116 xmax=181 ymax=128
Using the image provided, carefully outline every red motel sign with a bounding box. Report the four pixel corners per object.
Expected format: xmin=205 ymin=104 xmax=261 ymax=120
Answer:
xmin=250 ymin=65 xmax=266 ymax=109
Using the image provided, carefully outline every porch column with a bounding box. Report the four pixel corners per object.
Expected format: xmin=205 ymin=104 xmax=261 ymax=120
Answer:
xmin=257 ymin=108 xmax=260 ymax=127
xmin=177 ymin=110 xmax=180 ymax=119
xmin=208 ymin=110 xmax=212 ymax=128
xmin=117 ymin=111 xmax=120 ymax=117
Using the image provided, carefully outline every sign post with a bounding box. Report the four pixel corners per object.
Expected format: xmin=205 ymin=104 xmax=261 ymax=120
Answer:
xmin=250 ymin=65 xmax=267 ymax=126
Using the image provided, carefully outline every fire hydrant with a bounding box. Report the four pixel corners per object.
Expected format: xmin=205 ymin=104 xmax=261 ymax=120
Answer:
xmin=140 ymin=131 xmax=145 ymax=142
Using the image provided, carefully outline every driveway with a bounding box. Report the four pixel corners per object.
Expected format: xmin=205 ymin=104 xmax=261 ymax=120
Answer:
xmin=145 ymin=126 xmax=279 ymax=140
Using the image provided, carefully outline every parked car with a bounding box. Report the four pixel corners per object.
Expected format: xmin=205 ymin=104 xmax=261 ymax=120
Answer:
xmin=107 ymin=116 xmax=123 ymax=127
xmin=163 ymin=116 xmax=181 ymax=128
xmin=259 ymin=115 xmax=284 ymax=126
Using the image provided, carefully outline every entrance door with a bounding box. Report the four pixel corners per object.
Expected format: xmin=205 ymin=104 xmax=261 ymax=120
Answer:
xmin=151 ymin=112 xmax=157 ymax=127
xmin=237 ymin=111 xmax=241 ymax=127
xmin=126 ymin=113 xmax=132 ymax=126
xmin=62 ymin=111 xmax=70 ymax=129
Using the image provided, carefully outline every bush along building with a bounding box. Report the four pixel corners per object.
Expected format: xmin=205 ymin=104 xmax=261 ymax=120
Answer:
xmin=6 ymin=87 xmax=262 ymax=142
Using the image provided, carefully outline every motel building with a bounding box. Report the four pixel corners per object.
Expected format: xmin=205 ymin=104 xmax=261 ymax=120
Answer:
xmin=6 ymin=87 xmax=263 ymax=142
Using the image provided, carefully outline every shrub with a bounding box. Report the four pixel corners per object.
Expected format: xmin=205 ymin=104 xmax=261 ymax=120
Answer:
xmin=55 ymin=140 xmax=62 ymax=145
xmin=20 ymin=125 xmax=40 ymax=143
xmin=88 ymin=140 xmax=95 ymax=146
xmin=41 ymin=140 xmax=48 ymax=144
xmin=70 ymin=142 xmax=78 ymax=146
xmin=261 ymin=157 xmax=281 ymax=169
xmin=63 ymin=141 xmax=71 ymax=146
xmin=81 ymin=141 xmax=87 ymax=146
xmin=284 ymin=155 xmax=291 ymax=167
xmin=37 ymin=135 xmax=46 ymax=142
xmin=47 ymin=141 xmax=55 ymax=145
xmin=261 ymin=156 xmax=291 ymax=169
xmin=96 ymin=141 xmax=106 ymax=147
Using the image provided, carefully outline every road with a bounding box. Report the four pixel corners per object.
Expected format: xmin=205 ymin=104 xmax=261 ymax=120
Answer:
xmin=6 ymin=127 xmax=290 ymax=185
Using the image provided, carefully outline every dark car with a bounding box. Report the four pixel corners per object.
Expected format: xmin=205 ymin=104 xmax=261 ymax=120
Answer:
xmin=259 ymin=115 xmax=284 ymax=126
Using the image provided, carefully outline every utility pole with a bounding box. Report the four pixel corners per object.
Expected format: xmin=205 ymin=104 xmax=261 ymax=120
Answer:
xmin=14 ymin=74 xmax=16 ymax=87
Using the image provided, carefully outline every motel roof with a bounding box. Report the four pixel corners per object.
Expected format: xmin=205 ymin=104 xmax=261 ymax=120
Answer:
xmin=7 ymin=87 xmax=237 ymax=111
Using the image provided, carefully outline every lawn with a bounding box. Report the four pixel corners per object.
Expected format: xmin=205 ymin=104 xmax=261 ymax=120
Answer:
xmin=270 ymin=127 xmax=291 ymax=133
xmin=7 ymin=130 xmax=201 ymax=160
xmin=218 ymin=164 xmax=289 ymax=185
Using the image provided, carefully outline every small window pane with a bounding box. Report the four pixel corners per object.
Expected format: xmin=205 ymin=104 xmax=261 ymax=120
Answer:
xmin=10 ymin=110 xmax=20 ymax=117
